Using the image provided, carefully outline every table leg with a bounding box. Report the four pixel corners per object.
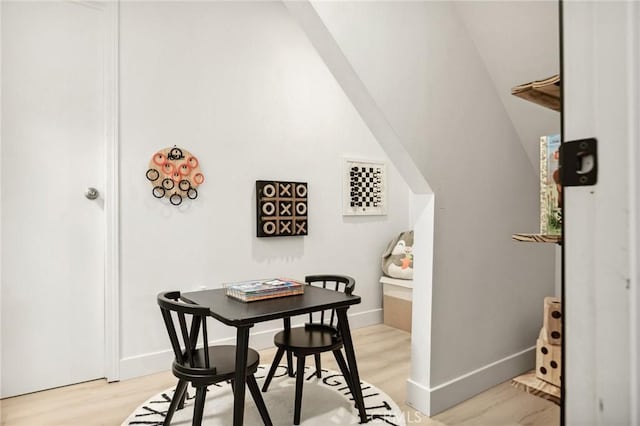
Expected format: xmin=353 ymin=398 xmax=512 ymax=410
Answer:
xmin=233 ymin=326 xmax=251 ymax=426
xmin=336 ymin=308 xmax=367 ymax=423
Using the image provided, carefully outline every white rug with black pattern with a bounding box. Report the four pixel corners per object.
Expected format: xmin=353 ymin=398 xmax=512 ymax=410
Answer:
xmin=123 ymin=364 xmax=406 ymax=425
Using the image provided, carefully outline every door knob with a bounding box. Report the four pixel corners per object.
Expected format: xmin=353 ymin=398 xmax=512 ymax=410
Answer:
xmin=85 ymin=187 xmax=99 ymax=200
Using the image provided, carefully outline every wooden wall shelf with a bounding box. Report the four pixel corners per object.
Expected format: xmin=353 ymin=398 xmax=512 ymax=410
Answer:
xmin=511 ymin=371 xmax=561 ymax=405
xmin=510 ymin=74 xmax=563 ymax=409
xmin=512 ymin=233 xmax=561 ymax=244
xmin=511 ymin=74 xmax=560 ymax=112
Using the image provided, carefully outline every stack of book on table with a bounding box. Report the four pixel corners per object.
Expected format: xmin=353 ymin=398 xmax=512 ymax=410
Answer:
xmin=224 ymin=278 xmax=305 ymax=302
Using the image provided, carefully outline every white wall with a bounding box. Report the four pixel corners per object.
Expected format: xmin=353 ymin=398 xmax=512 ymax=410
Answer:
xmin=455 ymin=1 xmax=560 ymax=171
xmin=117 ymin=1 xmax=411 ymax=378
xmin=310 ymin=0 xmax=556 ymax=414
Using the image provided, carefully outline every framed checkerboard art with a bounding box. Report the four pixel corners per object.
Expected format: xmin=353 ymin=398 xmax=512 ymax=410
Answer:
xmin=256 ymin=180 xmax=308 ymax=237
xmin=342 ymin=158 xmax=387 ymax=216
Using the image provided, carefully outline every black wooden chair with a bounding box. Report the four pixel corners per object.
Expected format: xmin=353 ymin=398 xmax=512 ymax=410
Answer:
xmin=157 ymin=291 xmax=272 ymax=426
xmin=261 ymin=275 xmax=357 ymax=425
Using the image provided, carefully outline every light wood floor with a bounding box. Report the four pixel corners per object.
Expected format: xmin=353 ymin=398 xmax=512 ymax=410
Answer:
xmin=0 ymin=324 xmax=559 ymax=425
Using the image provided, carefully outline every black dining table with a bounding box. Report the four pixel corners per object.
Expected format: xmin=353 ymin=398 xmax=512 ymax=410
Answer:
xmin=181 ymin=284 xmax=368 ymax=426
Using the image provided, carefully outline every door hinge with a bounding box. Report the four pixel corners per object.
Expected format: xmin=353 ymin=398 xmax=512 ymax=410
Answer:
xmin=560 ymin=138 xmax=598 ymax=186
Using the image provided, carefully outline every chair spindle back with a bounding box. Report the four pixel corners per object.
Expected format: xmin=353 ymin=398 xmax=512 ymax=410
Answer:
xmin=305 ymin=275 xmax=355 ymax=328
xmin=158 ymin=291 xmax=212 ymax=369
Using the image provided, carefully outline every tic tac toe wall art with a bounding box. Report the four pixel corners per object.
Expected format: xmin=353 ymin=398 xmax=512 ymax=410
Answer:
xmin=146 ymin=146 xmax=204 ymax=206
xmin=342 ymin=158 xmax=387 ymax=216
xmin=256 ymin=180 xmax=308 ymax=237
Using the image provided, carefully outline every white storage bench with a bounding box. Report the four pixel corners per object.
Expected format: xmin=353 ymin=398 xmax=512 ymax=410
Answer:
xmin=380 ymin=276 xmax=413 ymax=332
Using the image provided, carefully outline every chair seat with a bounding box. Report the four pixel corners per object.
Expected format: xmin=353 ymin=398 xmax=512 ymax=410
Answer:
xmin=173 ymin=345 xmax=260 ymax=383
xmin=273 ymin=326 xmax=343 ymax=354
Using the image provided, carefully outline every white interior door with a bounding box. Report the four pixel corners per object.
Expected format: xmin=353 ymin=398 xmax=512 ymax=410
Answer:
xmin=1 ymin=1 xmax=107 ymax=397
xmin=563 ymin=1 xmax=638 ymax=423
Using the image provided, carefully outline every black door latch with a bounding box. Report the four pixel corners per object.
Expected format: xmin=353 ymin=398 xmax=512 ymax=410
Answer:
xmin=561 ymin=138 xmax=598 ymax=186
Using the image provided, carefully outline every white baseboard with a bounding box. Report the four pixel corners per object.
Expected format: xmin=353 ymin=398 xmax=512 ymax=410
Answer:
xmin=119 ymin=308 xmax=382 ymax=381
xmin=406 ymin=346 xmax=536 ymax=416
xmin=406 ymin=378 xmax=431 ymax=414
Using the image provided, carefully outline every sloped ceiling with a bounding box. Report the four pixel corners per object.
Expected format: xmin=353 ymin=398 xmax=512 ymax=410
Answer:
xmin=455 ymin=1 xmax=561 ymax=173
xmin=292 ymin=1 xmax=560 ymax=176
xmin=283 ymin=0 xmax=431 ymax=194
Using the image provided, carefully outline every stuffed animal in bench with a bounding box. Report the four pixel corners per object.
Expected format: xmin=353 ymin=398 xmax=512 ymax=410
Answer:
xmin=381 ymin=230 xmax=414 ymax=280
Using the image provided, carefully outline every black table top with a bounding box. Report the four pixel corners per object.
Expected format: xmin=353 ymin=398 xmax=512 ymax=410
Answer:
xmin=181 ymin=285 xmax=361 ymax=327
